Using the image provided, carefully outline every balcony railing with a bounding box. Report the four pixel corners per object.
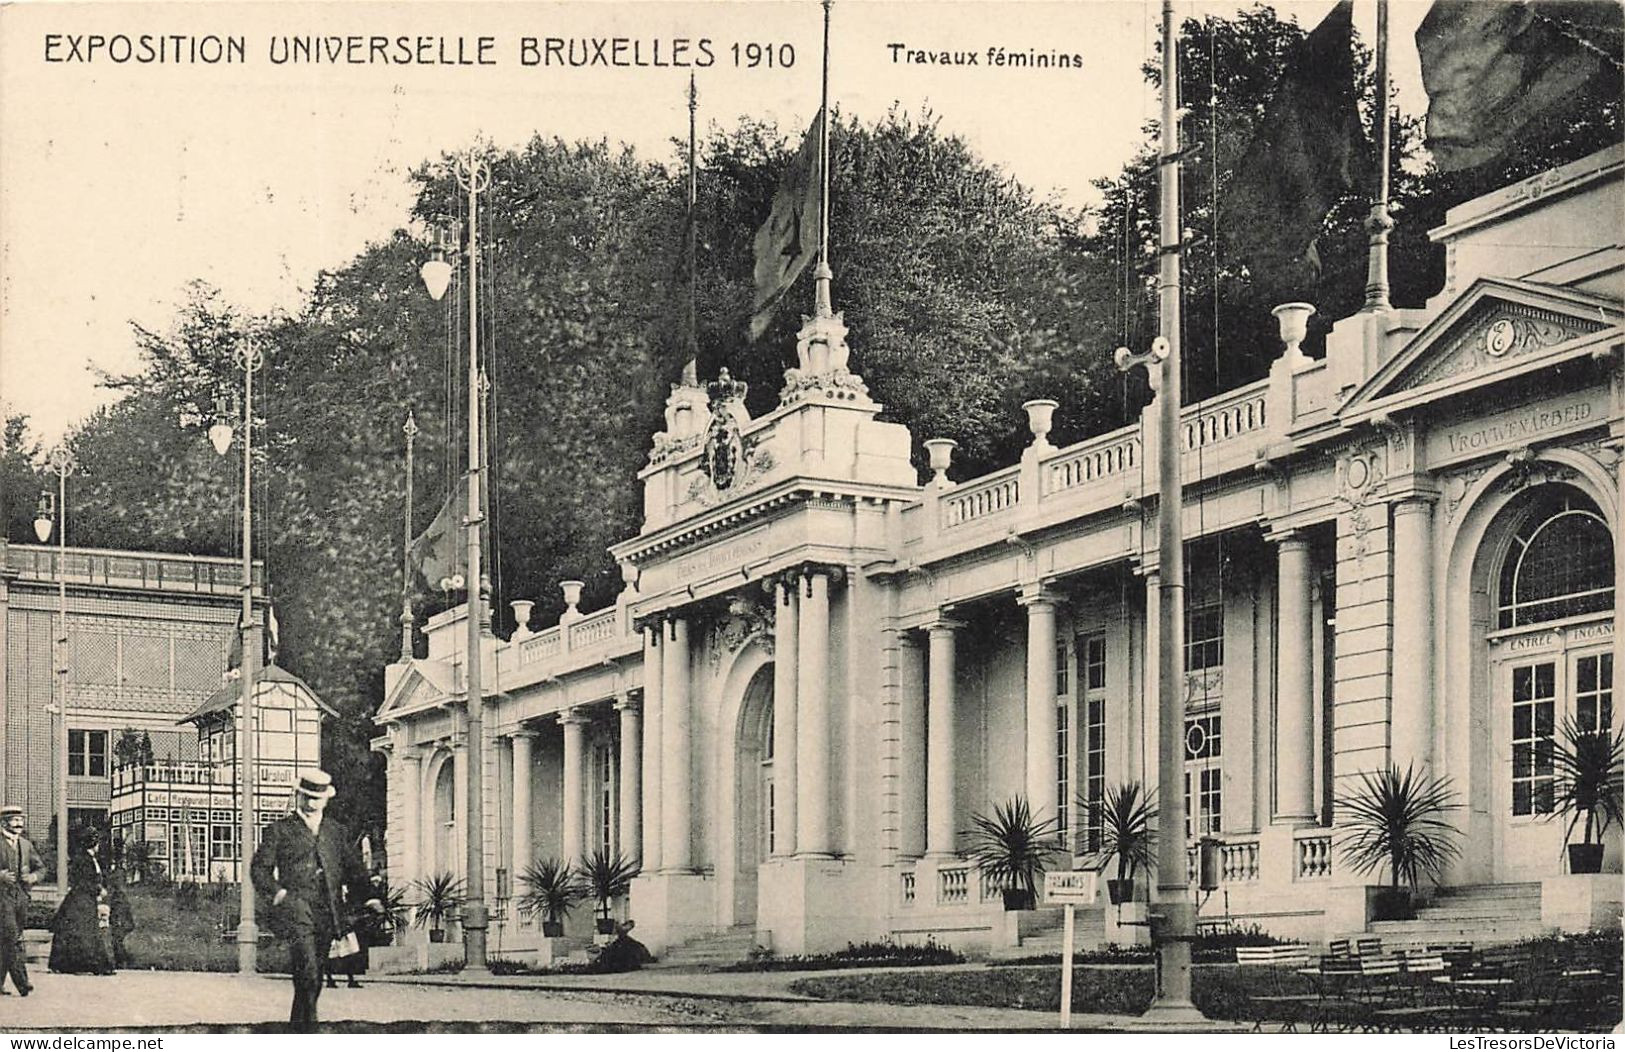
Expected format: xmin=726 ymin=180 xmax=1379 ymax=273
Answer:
xmin=901 ymin=869 xmax=916 ymax=906
xmin=1295 ymin=831 xmax=1334 ymax=880
xmin=941 ymin=469 xmax=1020 ymax=530
xmin=1045 ymin=430 xmax=1138 ymax=497
xmin=568 ymin=609 xmax=618 ymax=649
xmin=1183 ymin=382 xmax=1268 ymax=452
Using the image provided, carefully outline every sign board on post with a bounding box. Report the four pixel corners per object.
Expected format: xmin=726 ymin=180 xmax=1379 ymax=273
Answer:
xmin=1043 ymin=870 xmax=1098 ymax=1027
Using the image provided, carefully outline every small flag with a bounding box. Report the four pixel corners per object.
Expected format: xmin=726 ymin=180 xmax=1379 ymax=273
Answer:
xmin=407 ymin=476 xmax=468 ymax=592
xmin=749 ymin=111 xmax=824 ymax=341
xmin=224 ymin=606 xmax=278 ymax=671
xmin=1229 ymin=1 xmax=1366 ymax=290
xmin=1417 ymin=1 xmax=1622 ymax=172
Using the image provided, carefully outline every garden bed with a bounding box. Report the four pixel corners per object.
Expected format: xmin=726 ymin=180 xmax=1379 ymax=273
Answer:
xmin=719 ymin=939 xmax=965 ymax=973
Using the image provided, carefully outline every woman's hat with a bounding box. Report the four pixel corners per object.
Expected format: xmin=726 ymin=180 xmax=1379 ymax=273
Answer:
xmin=295 ymin=770 xmax=337 ymax=799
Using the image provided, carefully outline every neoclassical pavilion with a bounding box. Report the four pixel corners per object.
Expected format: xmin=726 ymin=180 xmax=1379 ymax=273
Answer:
xmin=376 ymin=146 xmax=1623 ymax=957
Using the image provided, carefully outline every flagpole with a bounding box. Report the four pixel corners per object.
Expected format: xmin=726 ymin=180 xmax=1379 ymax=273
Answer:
xmin=813 ymin=0 xmax=833 ymax=317
xmin=1363 ymin=0 xmax=1393 ymax=310
xmin=687 ymin=72 xmax=700 ymax=367
xmin=400 ymin=410 xmax=418 ymax=661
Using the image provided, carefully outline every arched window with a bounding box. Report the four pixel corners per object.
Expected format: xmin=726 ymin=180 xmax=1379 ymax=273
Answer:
xmin=1497 ymin=488 xmax=1615 ymax=629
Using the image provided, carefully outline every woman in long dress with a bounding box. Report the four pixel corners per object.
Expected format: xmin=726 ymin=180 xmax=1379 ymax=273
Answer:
xmin=49 ymin=828 xmax=115 ymax=975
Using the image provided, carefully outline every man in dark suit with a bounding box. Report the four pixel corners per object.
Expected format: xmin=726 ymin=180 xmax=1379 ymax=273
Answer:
xmin=250 ymin=771 xmax=381 ymax=1031
xmin=0 ymin=804 xmax=45 ymax=996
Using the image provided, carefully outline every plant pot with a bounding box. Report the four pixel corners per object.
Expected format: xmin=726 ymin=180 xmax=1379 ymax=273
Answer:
xmin=1371 ymin=888 xmax=1415 ymax=922
xmin=1568 ymin=843 xmax=1605 ymax=874
xmin=596 ymin=918 xmax=618 ymax=935
xmin=1106 ymin=879 xmax=1133 ymax=905
xmin=428 ymin=928 xmax=446 ymax=943
xmin=1001 ymin=888 xmax=1035 ymax=911
xmin=541 ymin=921 xmax=564 ymax=938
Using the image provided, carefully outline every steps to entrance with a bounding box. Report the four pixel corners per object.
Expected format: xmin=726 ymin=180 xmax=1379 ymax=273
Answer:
xmin=988 ymin=907 xmax=1107 ymax=960
xmin=1365 ymin=883 xmax=1551 ymax=947
xmin=648 ymin=924 xmax=759 ymax=971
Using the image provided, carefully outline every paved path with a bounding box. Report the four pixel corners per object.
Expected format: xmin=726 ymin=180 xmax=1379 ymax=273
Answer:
xmin=0 ymin=972 xmax=728 ymax=1031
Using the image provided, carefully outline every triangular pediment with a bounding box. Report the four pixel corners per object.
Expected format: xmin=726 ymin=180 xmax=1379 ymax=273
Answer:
xmin=376 ymin=658 xmax=458 ymax=722
xmin=1341 ymin=278 xmax=1621 ymax=419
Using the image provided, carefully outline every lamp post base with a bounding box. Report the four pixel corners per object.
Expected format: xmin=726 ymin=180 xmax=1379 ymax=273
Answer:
xmin=462 ymin=901 xmax=490 ymax=975
xmin=236 ymin=919 xmax=259 ymax=974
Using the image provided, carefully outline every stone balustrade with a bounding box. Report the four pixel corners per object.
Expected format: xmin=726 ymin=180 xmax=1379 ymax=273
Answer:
xmin=1295 ymin=831 xmax=1334 ymax=880
xmin=941 ymin=469 xmax=1020 ymax=529
xmin=1045 ymin=429 xmax=1139 ymax=496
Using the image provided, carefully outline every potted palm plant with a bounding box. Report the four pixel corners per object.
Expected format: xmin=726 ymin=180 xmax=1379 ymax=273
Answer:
xmin=581 ymin=849 xmax=640 ymax=934
xmin=1093 ymin=782 xmax=1156 ymax=905
xmin=518 ymin=857 xmax=585 ymax=938
xmin=410 ymin=872 xmax=465 ymax=943
xmin=1548 ymin=715 xmax=1625 ymax=874
xmin=1336 ymin=764 xmax=1460 ymax=921
xmin=964 ymin=796 xmax=1060 ymax=910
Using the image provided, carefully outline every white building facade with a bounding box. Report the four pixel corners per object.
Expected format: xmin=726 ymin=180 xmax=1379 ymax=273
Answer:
xmin=376 ymin=147 xmax=1624 ymax=957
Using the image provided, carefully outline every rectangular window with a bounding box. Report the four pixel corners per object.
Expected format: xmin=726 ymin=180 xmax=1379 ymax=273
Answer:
xmin=596 ymin=743 xmax=615 ymax=857
xmin=1054 ymin=641 xmax=1070 ymax=697
xmin=68 ymin=729 xmax=108 ymax=778
xmin=1512 ymin=662 xmax=1557 ymax=816
xmin=1576 ymin=653 xmax=1614 ymax=732
xmin=1055 ymin=702 xmax=1069 ymax=849
xmin=766 ymin=780 xmax=776 ymax=856
xmin=211 ymin=825 xmax=237 ymax=859
xmin=1082 ymin=634 xmax=1107 ymax=854
xmin=1183 ymin=713 xmax=1222 ymax=837
xmin=1185 ymin=603 xmax=1224 ymax=672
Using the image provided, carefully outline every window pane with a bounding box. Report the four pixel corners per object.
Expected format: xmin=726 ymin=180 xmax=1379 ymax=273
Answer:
xmin=1513 ymin=782 xmax=1531 ymax=815
xmin=1535 ymin=701 xmax=1554 ymax=738
xmin=1512 ymin=742 xmax=1532 ymax=777
xmin=1536 ymin=664 xmax=1555 ymax=700
xmin=1579 ymin=656 xmax=1598 ymax=693
xmin=1514 ymin=706 xmax=1531 ymax=740
xmin=1515 ymin=667 xmax=1532 ymax=703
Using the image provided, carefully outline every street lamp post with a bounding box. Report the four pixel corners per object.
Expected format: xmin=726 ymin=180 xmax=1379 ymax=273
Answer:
xmin=210 ymin=338 xmax=265 ymax=974
xmin=420 ymin=153 xmax=492 ymax=973
xmin=33 ymin=447 xmax=76 ymax=895
xmin=1114 ymin=0 xmax=1201 ymax=1022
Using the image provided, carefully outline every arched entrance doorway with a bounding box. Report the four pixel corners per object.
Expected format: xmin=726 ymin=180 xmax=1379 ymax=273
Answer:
xmin=1482 ymin=484 xmax=1616 ymax=880
xmin=732 ymin=664 xmax=774 ymax=925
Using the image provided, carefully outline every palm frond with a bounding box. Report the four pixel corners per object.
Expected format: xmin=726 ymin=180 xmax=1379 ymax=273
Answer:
xmin=1549 ymin=715 xmax=1625 ymax=846
xmin=1087 ymin=781 xmax=1157 ymax=884
xmin=962 ymin=797 xmax=1061 ymax=896
xmin=1335 ymin=765 xmax=1461 ymax=889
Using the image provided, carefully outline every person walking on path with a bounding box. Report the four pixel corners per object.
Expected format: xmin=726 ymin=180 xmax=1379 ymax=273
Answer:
xmin=251 ymin=770 xmax=382 ymax=1032
xmin=49 ymin=826 xmax=116 ymax=974
xmin=0 ymin=804 xmax=45 ymax=996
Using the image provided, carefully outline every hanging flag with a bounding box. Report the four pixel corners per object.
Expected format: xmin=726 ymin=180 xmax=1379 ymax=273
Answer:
xmin=1229 ymin=1 xmax=1366 ymax=290
xmin=749 ymin=110 xmax=824 ymax=341
xmin=1417 ymin=1 xmax=1622 ymax=173
xmin=407 ymin=476 xmax=468 ymax=592
xmin=223 ymin=605 xmax=278 ymax=671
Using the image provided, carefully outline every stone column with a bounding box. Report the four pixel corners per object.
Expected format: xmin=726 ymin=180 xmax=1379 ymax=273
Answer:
xmin=615 ymin=696 xmax=641 ymax=863
xmin=1391 ymin=497 xmax=1436 ymax=774
xmin=561 ymin=709 xmax=590 ymax=864
xmin=661 ymin=616 xmax=692 ymax=871
xmin=1021 ymin=587 xmax=1060 ymax=825
xmin=398 ymin=749 xmax=422 ymax=887
xmin=772 ymin=577 xmax=800 ymax=855
xmin=641 ymin=625 xmax=663 ymax=871
xmin=1275 ymin=532 xmax=1316 ymax=823
xmin=511 ymin=730 xmax=534 ymax=876
xmin=797 ymin=569 xmax=832 ymax=856
xmin=926 ymin=619 xmax=963 ymax=857
xmin=899 ymin=634 xmax=927 ymax=859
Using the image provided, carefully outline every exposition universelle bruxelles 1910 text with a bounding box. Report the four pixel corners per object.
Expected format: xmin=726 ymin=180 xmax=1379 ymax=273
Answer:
xmin=42 ymin=33 xmax=1084 ymax=73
